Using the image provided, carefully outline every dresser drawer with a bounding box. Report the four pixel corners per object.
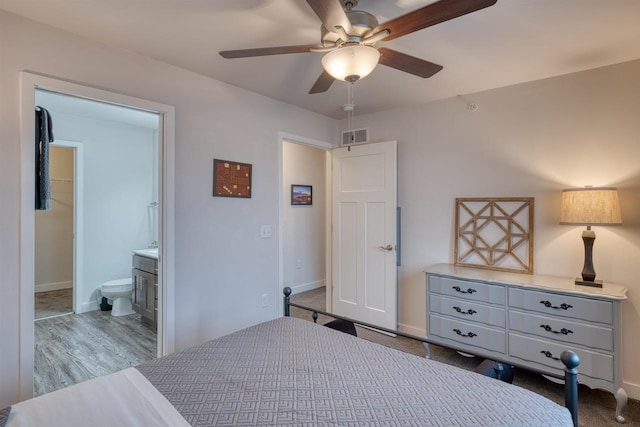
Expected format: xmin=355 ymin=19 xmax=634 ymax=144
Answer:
xmin=509 ymin=288 xmax=613 ymax=324
xmin=509 ymin=333 xmax=613 ymax=382
xmin=428 ymin=275 xmax=506 ymax=305
xmin=429 ymin=314 xmax=506 ymax=354
xmin=430 ymin=294 xmax=505 ymax=328
xmin=509 ymin=311 xmax=614 ymax=352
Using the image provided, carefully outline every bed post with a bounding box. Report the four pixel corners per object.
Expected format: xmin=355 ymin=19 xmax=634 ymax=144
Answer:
xmin=283 ymin=287 xmax=292 ymax=317
xmin=561 ymin=350 xmax=580 ymax=427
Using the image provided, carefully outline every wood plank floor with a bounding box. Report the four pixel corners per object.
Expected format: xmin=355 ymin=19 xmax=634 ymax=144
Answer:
xmin=35 ymin=288 xmax=73 ymax=320
xmin=34 ymin=309 xmax=157 ymax=396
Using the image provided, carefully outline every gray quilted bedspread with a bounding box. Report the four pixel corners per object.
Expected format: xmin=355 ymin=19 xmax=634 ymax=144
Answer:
xmin=137 ymin=317 xmax=572 ymax=426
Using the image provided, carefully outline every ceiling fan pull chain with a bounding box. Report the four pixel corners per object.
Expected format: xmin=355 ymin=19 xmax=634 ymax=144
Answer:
xmin=346 ymin=82 xmax=354 ymax=136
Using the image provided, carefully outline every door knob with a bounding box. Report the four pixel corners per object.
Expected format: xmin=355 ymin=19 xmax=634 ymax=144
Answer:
xmin=378 ymin=244 xmax=393 ymax=251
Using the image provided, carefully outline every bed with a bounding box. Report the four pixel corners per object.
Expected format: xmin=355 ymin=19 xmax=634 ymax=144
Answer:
xmin=4 ymin=291 xmax=579 ymax=426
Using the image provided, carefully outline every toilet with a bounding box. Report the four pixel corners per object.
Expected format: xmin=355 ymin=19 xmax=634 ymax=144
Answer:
xmin=100 ymin=278 xmax=134 ymax=316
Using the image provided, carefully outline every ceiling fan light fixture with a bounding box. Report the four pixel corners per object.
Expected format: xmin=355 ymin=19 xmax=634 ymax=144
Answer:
xmin=321 ymin=45 xmax=380 ymax=82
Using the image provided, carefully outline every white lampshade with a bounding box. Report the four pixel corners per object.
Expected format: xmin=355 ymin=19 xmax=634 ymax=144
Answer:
xmin=560 ymin=187 xmax=622 ymax=225
xmin=321 ymin=45 xmax=380 ymax=82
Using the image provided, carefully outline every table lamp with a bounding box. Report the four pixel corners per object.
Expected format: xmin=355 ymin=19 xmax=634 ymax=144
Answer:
xmin=560 ymin=187 xmax=622 ymax=287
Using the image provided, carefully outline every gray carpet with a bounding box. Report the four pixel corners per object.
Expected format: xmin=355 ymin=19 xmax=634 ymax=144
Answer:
xmin=290 ymin=287 xmax=639 ymax=427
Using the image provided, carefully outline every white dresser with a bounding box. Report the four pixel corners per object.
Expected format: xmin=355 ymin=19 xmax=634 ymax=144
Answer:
xmin=425 ymin=263 xmax=628 ymax=422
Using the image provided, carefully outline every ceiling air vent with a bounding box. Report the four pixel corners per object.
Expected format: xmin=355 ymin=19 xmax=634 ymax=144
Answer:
xmin=341 ymin=128 xmax=369 ymax=146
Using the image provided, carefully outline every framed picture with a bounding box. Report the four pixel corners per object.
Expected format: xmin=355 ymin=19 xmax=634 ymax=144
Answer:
xmin=213 ymin=159 xmax=252 ymax=198
xmin=291 ymin=184 xmax=312 ymax=205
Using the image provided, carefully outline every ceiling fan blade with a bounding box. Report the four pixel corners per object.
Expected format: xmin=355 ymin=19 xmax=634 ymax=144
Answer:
xmin=375 ymin=0 xmax=497 ymax=41
xmin=309 ymin=70 xmax=335 ymax=94
xmin=306 ymin=0 xmax=352 ymax=34
xmin=220 ymin=44 xmax=322 ymax=59
xmin=378 ymin=48 xmax=443 ymax=78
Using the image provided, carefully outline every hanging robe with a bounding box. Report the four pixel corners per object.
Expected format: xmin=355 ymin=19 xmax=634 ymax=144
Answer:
xmin=35 ymin=106 xmax=54 ymax=210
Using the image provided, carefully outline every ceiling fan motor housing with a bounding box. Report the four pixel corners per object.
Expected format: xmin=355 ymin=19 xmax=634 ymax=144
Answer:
xmin=321 ymin=10 xmax=379 ymax=46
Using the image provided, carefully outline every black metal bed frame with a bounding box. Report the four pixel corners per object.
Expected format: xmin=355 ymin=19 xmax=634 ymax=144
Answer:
xmin=283 ymin=286 xmax=579 ymax=427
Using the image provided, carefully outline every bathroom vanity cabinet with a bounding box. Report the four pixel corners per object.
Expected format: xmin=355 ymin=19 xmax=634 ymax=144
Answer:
xmin=132 ymin=253 xmax=158 ymax=330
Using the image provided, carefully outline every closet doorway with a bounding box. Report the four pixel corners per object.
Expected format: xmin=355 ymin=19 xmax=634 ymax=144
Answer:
xmin=34 ymin=142 xmax=80 ymax=320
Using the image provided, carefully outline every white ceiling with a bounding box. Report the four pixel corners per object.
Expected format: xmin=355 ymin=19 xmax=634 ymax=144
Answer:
xmin=3 ymin=0 xmax=640 ymax=119
xmin=36 ymin=90 xmax=160 ymax=129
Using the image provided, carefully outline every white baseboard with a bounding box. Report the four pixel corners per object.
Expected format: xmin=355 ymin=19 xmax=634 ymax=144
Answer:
xmin=398 ymin=323 xmax=426 ymax=338
xmin=623 ymin=380 xmax=640 ymax=401
xmin=288 ymin=280 xmax=325 ymax=295
xmin=35 ymin=281 xmax=72 ymax=293
xmin=79 ymin=300 xmax=99 ymax=314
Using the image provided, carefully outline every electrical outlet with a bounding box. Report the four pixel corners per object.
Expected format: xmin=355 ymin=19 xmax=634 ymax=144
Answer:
xmin=260 ymin=225 xmax=272 ymax=239
xmin=261 ymin=293 xmax=268 ymax=308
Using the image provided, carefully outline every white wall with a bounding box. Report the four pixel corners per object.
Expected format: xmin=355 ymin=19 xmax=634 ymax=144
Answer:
xmin=282 ymin=141 xmax=326 ymax=293
xmin=342 ymin=59 xmax=640 ymax=398
xmin=0 ymin=10 xmax=337 ymax=407
xmin=34 ymin=146 xmax=74 ymax=292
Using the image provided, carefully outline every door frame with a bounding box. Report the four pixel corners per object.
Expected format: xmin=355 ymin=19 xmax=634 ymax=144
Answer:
xmin=19 ymin=72 xmax=176 ymax=401
xmin=277 ymin=132 xmax=334 ymax=316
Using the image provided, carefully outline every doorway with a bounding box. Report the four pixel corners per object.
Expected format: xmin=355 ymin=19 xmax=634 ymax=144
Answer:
xmin=20 ymin=72 xmax=176 ymax=401
xmin=278 ymin=133 xmax=333 ymax=315
xmin=279 ymin=134 xmax=399 ymax=330
xmin=32 ymin=90 xmax=162 ymax=395
xmin=34 ymin=143 xmax=77 ymax=320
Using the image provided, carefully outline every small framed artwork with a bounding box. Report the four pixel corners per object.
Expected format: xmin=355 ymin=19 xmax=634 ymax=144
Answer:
xmin=291 ymin=184 xmax=312 ymax=205
xmin=213 ymin=159 xmax=252 ymax=198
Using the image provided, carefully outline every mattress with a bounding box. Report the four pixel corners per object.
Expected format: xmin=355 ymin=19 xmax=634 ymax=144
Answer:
xmin=7 ymin=367 xmax=189 ymax=427
xmin=137 ymin=316 xmax=573 ymax=426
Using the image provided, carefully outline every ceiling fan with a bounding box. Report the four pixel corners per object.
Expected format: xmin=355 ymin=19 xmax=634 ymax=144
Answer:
xmin=219 ymin=0 xmax=497 ymax=94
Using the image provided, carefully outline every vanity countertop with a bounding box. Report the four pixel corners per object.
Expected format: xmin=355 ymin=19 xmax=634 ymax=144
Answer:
xmin=133 ymin=248 xmax=158 ymax=260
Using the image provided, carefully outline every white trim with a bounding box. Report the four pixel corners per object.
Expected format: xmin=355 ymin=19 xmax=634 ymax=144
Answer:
xmin=277 ymin=132 xmax=335 ymax=317
xmin=278 ymin=132 xmax=335 ymax=150
xmin=398 ymin=323 xmax=426 ymax=339
xmin=20 ymin=72 xmax=176 ymax=402
xmin=80 ymin=300 xmax=100 ymax=314
xmin=623 ymin=381 xmax=640 ymax=401
xmin=34 ymin=281 xmax=72 ymax=293
xmin=287 ymin=280 xmax=325 ymax=295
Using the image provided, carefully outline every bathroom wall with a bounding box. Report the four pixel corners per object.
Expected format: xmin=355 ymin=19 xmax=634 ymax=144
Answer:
xmin=282 ymin=141 xmax=326 ymax=293
xmin=35 ymin=95 xmax=159 ymax=312
xmin=34 ymin=146 xmax=74 ymax=292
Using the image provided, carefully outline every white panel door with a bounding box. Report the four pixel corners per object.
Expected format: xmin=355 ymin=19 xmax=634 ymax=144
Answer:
xmin=332 ymin=140 xmax=397 ymax=330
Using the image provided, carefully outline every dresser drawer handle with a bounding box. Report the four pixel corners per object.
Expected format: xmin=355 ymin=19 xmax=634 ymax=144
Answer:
xmin=452 ymin=328 xmax=477 ymax=338
xmin=540 ymin=350 xmax=561 ymax=361
xmin=540 ymin=300 xmax=573 ymax=310
xmin=453 ymin=306 xmax=477 ymax=315
xmin=540 ymin=324 xmax=574 ymax=335
xmin=452 ymin=286 xmax=477 ymax=294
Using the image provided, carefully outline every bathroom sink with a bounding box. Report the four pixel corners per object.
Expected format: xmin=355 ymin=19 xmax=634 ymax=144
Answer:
xmin=133 ymin=248 xmax=158 ymax=259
